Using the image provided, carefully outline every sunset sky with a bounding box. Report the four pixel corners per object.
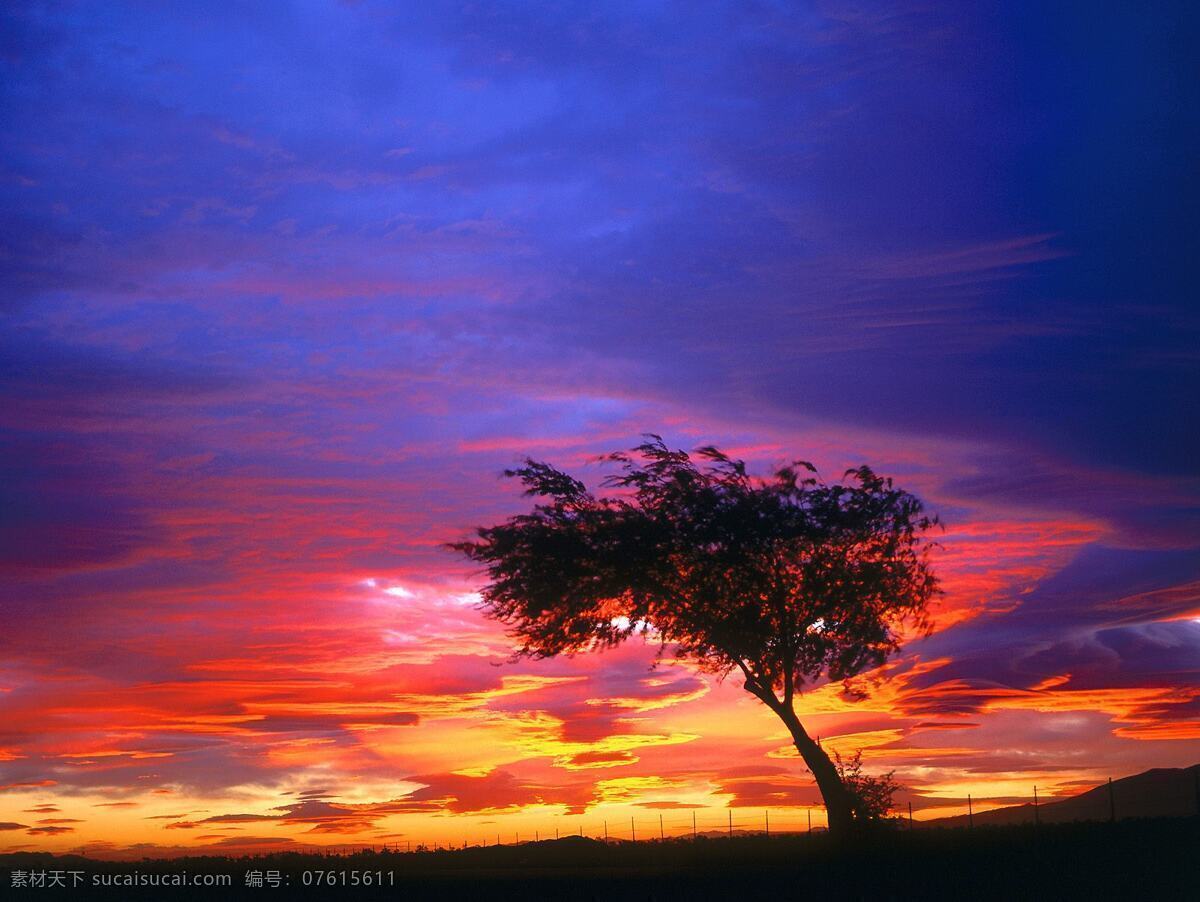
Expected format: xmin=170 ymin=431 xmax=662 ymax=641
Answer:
xmin=1 ymin=1 xmax=1198 ymax=858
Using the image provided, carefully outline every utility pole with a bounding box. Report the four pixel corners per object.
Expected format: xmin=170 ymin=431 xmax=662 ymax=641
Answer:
xmin=692 ymin=810 xmax=697 ymax=839
xmin=659 ymin=813 xmax=664 ymax=840
xmin=631 ymin=817 xmax=635 ymax=842
xmin=1108 ymin=777 xmax=1116 ymax=823
xmin=765 ymin=810 xmax=769 ymax=837
xmin=603 ymin=819 xmax=608 ymax=842
xmin=727 ymin=809 xmax=732 ymax=838
xmin=967 ymin=794 xmax=973 ymax=828
xmin=907 ymin=802 xmax=913 ymax=829
xmin=1033 ymin=786 xmax=1040 ymax=825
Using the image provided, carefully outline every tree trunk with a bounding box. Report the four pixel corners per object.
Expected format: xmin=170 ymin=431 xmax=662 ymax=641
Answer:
xmin=778 ymin=705 xmax=854 ymax=836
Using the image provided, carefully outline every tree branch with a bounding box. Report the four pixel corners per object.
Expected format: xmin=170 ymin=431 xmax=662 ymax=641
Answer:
xmin=732 ymin=656 xmax=781 ymax=711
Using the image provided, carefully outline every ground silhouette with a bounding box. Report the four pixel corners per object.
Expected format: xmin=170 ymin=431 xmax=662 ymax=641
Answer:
xmin=3 ymin=815 xmax=1197 ymax=900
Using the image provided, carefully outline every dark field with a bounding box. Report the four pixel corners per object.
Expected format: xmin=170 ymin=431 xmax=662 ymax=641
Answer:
xmin=4 ymin=816 xmax=1198 ymax=901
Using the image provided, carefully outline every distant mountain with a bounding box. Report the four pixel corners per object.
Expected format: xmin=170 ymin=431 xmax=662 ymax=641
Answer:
xmin=923 ymin=764 xmax=1200 ymax=827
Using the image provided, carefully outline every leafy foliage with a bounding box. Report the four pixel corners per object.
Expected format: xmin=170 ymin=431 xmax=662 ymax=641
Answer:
xmin=834 ymin=750 xmax=902 ymax=822
xmin=452 ymin=436 xmax=940 ymax=706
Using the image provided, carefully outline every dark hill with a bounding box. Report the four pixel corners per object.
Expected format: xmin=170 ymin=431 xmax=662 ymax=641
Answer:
xmin=924 ymin=763 xmax=1200 ymax=827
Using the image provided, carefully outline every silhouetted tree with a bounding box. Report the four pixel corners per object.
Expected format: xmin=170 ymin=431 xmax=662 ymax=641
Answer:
xmin=452 ymin=437 xmax=939 ymax=836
